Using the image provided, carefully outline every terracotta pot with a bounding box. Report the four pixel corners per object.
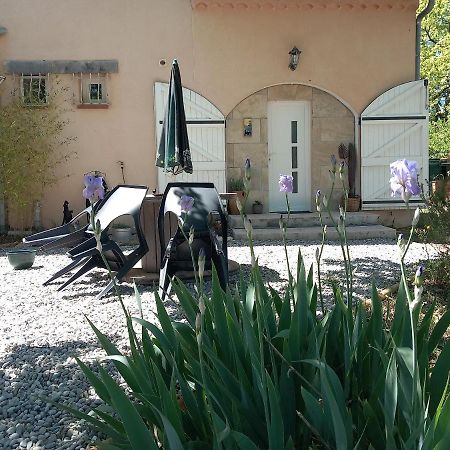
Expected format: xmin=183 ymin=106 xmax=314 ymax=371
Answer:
xmin=227 ymin=191 xmax=245 ymax=215
xmin=431 ymin=180 xmax=450 ymax=199
xmin=341 ymin=195 xmax=360 ymax=212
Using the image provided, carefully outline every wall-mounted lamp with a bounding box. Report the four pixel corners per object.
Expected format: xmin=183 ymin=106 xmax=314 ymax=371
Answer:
xmin=288 ymin=46 xmax=301 ymax=71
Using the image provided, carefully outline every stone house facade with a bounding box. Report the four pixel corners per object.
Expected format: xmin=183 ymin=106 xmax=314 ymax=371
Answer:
xmin=0 ymin=0 xmax=427 ymax=226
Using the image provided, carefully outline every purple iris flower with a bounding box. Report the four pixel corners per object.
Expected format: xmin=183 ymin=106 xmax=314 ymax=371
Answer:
xmin=416 ymin=265 xmax=424 ymax=278
xmin=279 ymin=175 xmax=294 ymax=193
xmin=390 ymin=159 xmax=421 ymax=203
xmin=180 ymin=195 xmax=194 ymax=213
xmin=82 ymin=175 xmax=105 ymax=201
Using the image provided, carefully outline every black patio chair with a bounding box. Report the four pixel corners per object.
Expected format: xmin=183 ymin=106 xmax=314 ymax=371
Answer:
xmin=158 ymin=182 xmax=228 ymax=300
xmin=22 ymin=204 xmax=96 ymax=249
xmin=44 ymin=184 xmax=149 ymax=299
xmin=23 ymin=184 xmax=119 ymax=251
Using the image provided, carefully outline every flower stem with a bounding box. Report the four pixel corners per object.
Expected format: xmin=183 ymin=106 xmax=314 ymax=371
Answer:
xmin=282 ymin=193 xmax=294 ymax=305
xmin=316 ymin=211 xmax=326 ymax=315
xmin=400 ymin=224 xmax=419 ymax=431
xmin=90 ymin=206 xmax=123 ymax=304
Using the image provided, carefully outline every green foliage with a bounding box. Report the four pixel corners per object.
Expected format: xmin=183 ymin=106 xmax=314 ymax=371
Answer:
xmin=0 ymin=84 xmax=74 ymax=214
xmin=71 ymin=260 xmax=450 ymax=449
xmin=416 ymin=184 xmax=450 ymax=291
xmin=429 ymin=120 xmax=450 ymax=159
xmin=227 ymin=177 xmax=245 ymax=192
xmin=419 ymin=0 xmax=450 ymax=157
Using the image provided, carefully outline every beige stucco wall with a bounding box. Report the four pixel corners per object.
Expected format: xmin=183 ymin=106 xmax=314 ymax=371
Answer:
xmin=0 ymin=0 xmax=418 ymax=227
xmin=226 ymin=84 xmax=354 ymax=212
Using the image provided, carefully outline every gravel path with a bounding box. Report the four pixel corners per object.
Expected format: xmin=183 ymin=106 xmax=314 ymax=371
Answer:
xmin=0 ymin=238 xmax=436 ymax=450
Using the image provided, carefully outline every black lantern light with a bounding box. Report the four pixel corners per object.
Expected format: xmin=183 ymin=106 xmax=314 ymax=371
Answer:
xmin=288 ymin=46 xmax=301 ymax=71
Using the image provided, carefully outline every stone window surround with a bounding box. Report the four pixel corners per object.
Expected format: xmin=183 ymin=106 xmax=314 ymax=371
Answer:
xmin=225 ymin=84 xmax=356 ymax=212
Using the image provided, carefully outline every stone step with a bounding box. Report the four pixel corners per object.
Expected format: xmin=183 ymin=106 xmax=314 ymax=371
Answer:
xmin=232 ymin=224 xmax=396 ymax=241
xmin=228 ymin=212 xmax=380 ymax=229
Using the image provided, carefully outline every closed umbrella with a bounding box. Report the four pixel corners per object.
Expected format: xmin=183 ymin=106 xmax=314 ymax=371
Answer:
xmin=155 ymin=59 xmax=193 ymax=175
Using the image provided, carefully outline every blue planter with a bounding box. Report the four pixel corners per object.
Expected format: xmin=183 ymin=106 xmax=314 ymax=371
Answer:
xmin=7 ymin=249 xmax=36 ymax=270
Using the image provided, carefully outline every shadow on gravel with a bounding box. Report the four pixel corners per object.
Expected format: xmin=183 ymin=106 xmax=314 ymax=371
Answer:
xmin=0 ymin=339 xmax=118 ymax=449
xmin=228 ymin=262 xmax=286 ymax=284
xmin=320 ymin=256 xmax=401 ymax=300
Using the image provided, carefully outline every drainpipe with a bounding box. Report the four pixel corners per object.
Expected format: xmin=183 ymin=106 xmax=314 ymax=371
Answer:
xmin=416 ymin=0 xmax=436 ymax=80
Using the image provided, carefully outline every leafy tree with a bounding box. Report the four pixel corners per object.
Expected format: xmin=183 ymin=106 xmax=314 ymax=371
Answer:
xmin=420 ymin=0 xmax=450 ymax=158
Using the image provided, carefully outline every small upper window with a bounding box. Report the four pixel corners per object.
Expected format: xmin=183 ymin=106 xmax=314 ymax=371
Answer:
xmin=80 ymin=75 xmax=108 ymax=105
xmin=21 ymin=74 xmax=48 ymax=105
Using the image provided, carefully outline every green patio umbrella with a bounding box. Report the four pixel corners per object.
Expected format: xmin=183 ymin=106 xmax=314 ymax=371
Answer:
xmin=155 ymin=59 xmax=193 ymax=175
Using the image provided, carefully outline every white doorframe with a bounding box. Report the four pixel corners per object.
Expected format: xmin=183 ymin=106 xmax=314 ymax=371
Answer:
xmin=268 ymin=101 xmax=311 ymax=212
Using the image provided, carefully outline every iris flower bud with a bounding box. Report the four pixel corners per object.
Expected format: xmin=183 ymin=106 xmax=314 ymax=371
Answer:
xmin=414 ymin=265 xmax=425 ymax=287
xmin=244 ymin=217 xmax=252 ymax=233
xmin=195 ymin=313 xmax=201 ymax=332
xmin=330 ymin=155 xmax=337 ymax=173
xmin=198 ymin=248 xmax=206 ymax=281
xmin=397 ymin=233 xmax=405 ymax=253
xmin=95 ymin=219 xmax=102 ymax=235
xmin=236 ymin=196 xmax=243 ymax=213
xmin=411 ymin=207 xmax=420 ymax=227
xmin=315 ymin=190 xmax=322 ymax=212
xmin=279 ymin=215 xmax=286 ymax=231
xmin=338 ymin=215 xmax=345 ymax=234
xmin=198 ymin=297 xmax=206 ymax=314
xmin=339 ymin=160 xmax=346 ymax=181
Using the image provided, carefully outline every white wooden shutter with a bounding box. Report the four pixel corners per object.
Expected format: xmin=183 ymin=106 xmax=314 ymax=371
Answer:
xmin=361 ymin=80 xmax=429 ymax=209
xmin=154 ymin=82 xmax=226 ymax=193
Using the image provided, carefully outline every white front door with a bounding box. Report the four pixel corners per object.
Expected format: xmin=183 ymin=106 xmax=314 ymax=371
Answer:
xmin=268 ymin=101 xmax=311 ymax=212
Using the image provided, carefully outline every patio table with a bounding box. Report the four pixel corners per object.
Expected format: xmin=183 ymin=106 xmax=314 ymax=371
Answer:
xmin=138 ymin=193 xmax=238 ymax=277
xmin=140 ymin=194 xmax=175 ymax=274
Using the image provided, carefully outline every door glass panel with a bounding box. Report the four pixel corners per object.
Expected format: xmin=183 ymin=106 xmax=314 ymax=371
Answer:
xmin=291 ymin=146 xmax=298 ymax=169
xmin=292 ymin=172 xmax=298 ymax=193
xmin=291 ymin=121 xmax=297 ymax=143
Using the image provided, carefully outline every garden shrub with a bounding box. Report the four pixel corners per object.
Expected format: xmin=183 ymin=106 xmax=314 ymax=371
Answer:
xmin=417 ymin=183 xmax=450 ymax=294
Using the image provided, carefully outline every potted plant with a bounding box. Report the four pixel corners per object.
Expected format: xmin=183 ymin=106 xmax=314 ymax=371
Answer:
xmin=252 ymin=200 xmax=263 ymax=214
xmin=7 ymin=248 xmax=36 ymax=270
xmin=227 ymin=177 xmax=246 ymax=215
xmin=111 ymin=223 xmax=132 ymax=243
xmin=338 ymin=142 xmax=360 ymax=212
xmin=431 ymin=157 xmax=450 ymax=200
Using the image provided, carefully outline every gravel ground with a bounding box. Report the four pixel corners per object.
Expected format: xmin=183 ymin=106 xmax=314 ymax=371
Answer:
xmin=0 ymin=238 xmax=436 ymax=450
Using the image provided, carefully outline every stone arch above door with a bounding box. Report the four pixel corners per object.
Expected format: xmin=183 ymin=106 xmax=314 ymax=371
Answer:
xmin=226 ymin=84 xmax=355 ymax=212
